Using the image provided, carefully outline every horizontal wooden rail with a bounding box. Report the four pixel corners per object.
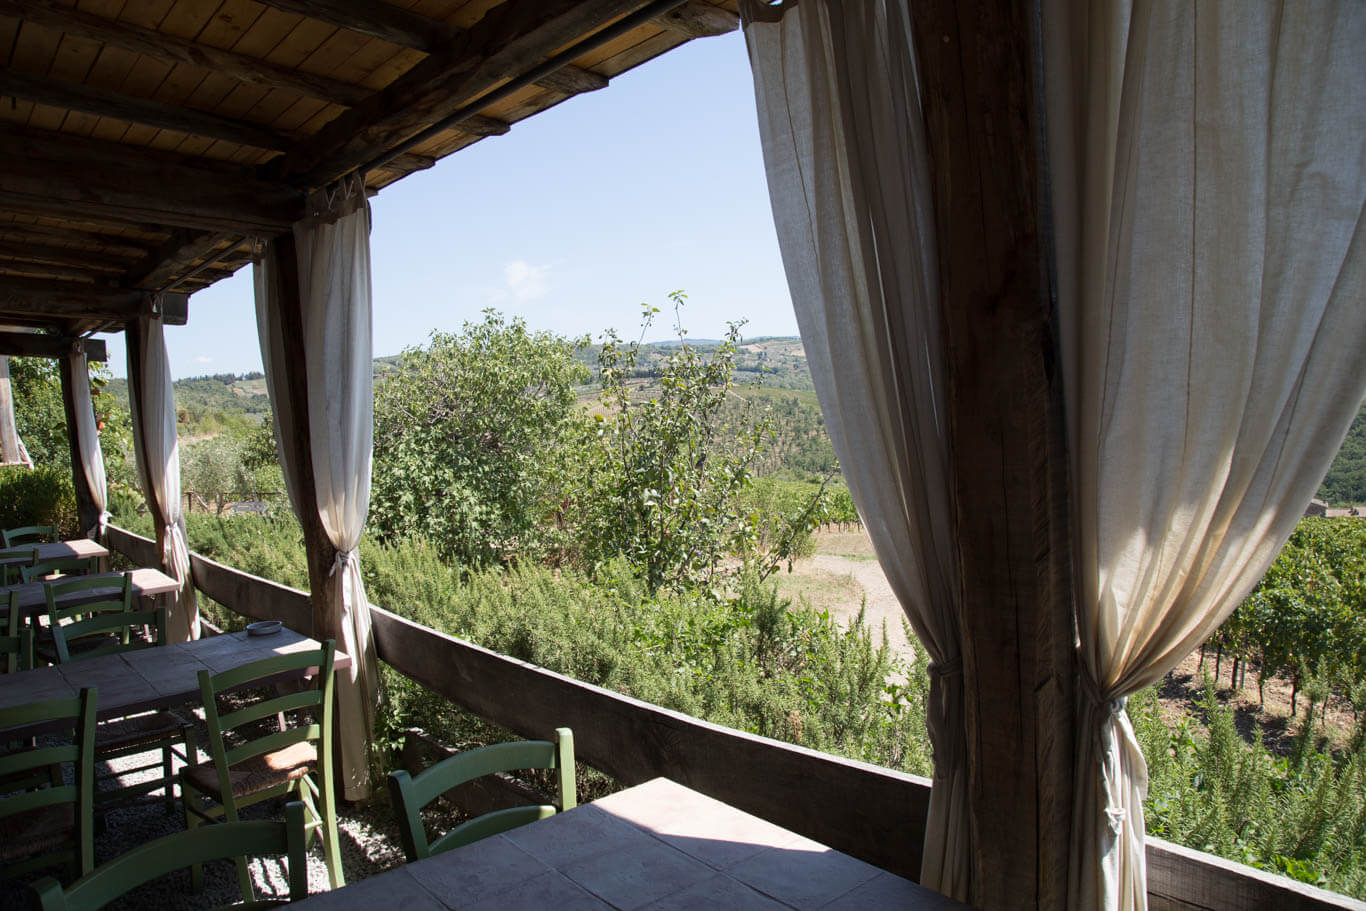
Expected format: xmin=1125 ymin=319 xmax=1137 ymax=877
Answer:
xmin=367 ymin=603 xmax=932 ymax=880
xmin=103 ymin=525 xmax=1366 ymax=910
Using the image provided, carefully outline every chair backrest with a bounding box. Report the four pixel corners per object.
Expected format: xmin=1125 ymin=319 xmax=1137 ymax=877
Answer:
xmin=3 ymin=525 xmax=56 ymax=548
xmin=22 ymin=555 xmax=98 ymax=584
xmin=0 ymin=687 xmax=98 ymax=878
xmin=387 ymin=727 xmax=576 ymax=862
xmin=44 ymin=575 xmax=150 ymax=665
xmin=0 ymin=614 xmax=33 ymax=674
xmin=198 ymin=640 xmax=336 ymax=816
xmin=28 ymin=800 xmax=309 ymax=911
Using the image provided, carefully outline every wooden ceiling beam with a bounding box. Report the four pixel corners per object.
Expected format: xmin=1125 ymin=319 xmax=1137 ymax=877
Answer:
xmin=0 ymin=331 xmax=106 ymax=362
xmin=0 ymin=65 xmax=292 ymax=151
xmin=273 ymin=0 xmax=651 ymax=187
xmin=0 ymin=239 xmax=131 ymax=273
xmin=0 ymin=0 xmax=371 ymax=108
xmin=0 ymin=276 xmax=187 ymax=327
xmin=0 ymin=127 xmax=303 ymax=234
xmin=254 ymin=0 xmax=610 ymax=96
xmin=0 ymin=221 xmax=158 ymax=257
xmin=126 ymin=231 xmax=244 ymax=293
xmin=654 ymin=1 xmax=737 ymax=38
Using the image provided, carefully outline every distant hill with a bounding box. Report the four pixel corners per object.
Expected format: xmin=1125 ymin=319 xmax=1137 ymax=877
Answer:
xmin=571 ymin=336 xmax=815 ymax=393
xmin=1318 ymin=398 xmax=1366 ymax=506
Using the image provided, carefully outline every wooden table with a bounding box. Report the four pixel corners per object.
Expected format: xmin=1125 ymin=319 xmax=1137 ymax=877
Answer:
xmin=291 ymin=777 xmax=968 ymax=910
xmin=0 ymin=567 xmax=181 ymax=623
xmin=0 ymin=537 xmax=108 ymax=570
xmin=0 ymin=627 xmax=349 ymax=733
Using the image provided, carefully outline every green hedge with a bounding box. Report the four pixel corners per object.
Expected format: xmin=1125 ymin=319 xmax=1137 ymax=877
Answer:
xmin=0 ymin=465 xmax=79 ymax=539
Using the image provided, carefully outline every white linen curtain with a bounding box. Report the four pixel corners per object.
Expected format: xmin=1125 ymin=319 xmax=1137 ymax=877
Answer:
xmin=128 ymin=312 xmax=197 ymax=642
xmin=255 ymin=172 xmax=379 ymax=801
xmin=0 ymin=356 xmax=31 ymax=467
xmin=742 ymin=1 xmax=968 ymax=899
xmin=1044 ymin=2 xmax=1366 ymax=908
xmin=61 ymin=347 xmax=109 ymax=538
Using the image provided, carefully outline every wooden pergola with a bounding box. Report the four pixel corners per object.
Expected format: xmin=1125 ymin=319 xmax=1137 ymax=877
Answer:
xmin=3 ymin=4 xmax=1356 ymax=911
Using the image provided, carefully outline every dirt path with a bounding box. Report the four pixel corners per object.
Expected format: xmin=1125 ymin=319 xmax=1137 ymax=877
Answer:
xmin=781 ymin=528 xmax=917 ymax=666
xmin=786 ymin=532 xmax=1360 ymax=751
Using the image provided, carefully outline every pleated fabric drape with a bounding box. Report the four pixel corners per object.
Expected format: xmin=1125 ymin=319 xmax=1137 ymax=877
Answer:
xmin=255 ymin=173 xmax=379 ymax=801
xmin=128 ymin=313 xmax=197 ymax=643
xmin=742 ymin=0 xmax=969 ymax=899
xmin=62 ymin=348 xmax=109 ymax=539
xmin=1043 ymin=2 xmax=1366 ymax=907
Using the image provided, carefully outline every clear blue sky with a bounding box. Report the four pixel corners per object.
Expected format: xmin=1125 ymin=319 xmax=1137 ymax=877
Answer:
xmin=99 ymin=30 xmax=796 ymax=380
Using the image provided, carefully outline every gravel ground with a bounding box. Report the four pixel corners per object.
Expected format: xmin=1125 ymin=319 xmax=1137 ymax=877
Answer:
xmin=2 ymin=708 xmax=407 ymax=909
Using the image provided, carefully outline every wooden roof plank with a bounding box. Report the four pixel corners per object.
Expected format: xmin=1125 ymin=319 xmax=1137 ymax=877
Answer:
xmin=271 ymin=0 xmax=654 ymax=187
xmin=0 ymin=63 xmax=292 ymax=150
xmin=0 ymin=220 xmax=158 ymax=256
xmin=254 ymin=0 xmax=608 ymax=98
xmin=0 ymin=238 xmax=132 ymax=272
xmin=0 ymin=0 xmax=371 ymax=107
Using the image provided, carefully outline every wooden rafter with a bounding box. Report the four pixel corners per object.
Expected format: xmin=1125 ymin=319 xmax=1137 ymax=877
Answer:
xmin=0 ymin=66 xmax=293 ymax=152
xmin=253 ymin=0 xmax=610 ymax=96
xmin=0 ymin=221 xmax=158 ymax=257
xmin=124 ymin=231 xmax=244 ymax=293
xmin=0 ymin=331 xmax=106 ymax=362
xmin=0 ymin=239 xmax=132 ymax=272
xmin=655 ymin=1 xmax=737 ymax=37
xmin=0 ymin=0 xmax=372 ymax=108
xmin=0 ymin=126 xmax=302 ymax=234
xmin=0 ymin=276 xmax=187 ymax=328
xmin=272 ymin=0 xmax=652 ymax=187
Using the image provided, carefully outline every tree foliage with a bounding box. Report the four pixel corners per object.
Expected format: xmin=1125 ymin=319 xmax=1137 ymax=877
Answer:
xmin=566 ymin=294 xmax=822 ymax=592
xmin=369 ymin=312 xmax=589 ymax=568
xmin=9 ymin=355 xmax=136 ymax=490
xmin=1318 ymin=398 xmax=1366 ymax=506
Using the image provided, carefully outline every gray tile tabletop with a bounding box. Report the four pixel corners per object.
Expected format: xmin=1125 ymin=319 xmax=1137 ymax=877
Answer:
xmin=290 ymin=777 xmax=968 ymax=910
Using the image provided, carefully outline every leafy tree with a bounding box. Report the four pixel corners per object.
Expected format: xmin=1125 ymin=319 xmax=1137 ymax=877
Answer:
xmin=10 ymin=356 xmax=67 ymax=466
xmin=369 ymin=312 xmax=589 ymax=568
xmin=1318 ymin=397 xmax=1366 ymax=505
xmin=567 ymin=294 xmax=820 ymax=592
xmin=10 ymin=355 xmax=137 ymax=490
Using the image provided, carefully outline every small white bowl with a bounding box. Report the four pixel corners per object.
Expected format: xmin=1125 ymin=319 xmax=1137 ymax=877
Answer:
xmin=246 ymin=619 xmax=283 ymax=637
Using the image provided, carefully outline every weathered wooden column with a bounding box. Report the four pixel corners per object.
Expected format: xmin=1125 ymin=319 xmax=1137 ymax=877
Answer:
xmin=910 ymin=2 xmax=1076 ymax=909
xmin=265 ymin=232 xmax=339 ymax=643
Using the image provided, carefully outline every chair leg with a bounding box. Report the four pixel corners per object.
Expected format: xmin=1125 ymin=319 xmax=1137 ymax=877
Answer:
xmin=162 ymin=744 xmax=175 ymax=815
xmin=183 ymin=783 xmax=205 ymax=893
xmin=321 ymin=783 xmax=344 ymax=888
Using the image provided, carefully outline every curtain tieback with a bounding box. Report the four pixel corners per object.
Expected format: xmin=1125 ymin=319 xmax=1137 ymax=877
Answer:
xmin=330 ymin=549 xmax=358 ymax=577
xmin=86 ymin=510 xmax=111 ymax=541
xmin=928 ymin=655 xmax=963 ymax=680
xmin=1079 ymin=669 xmax=1133 ymax=833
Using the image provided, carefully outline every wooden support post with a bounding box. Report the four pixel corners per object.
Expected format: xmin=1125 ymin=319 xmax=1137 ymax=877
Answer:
xmin=59 ymin=355 xmax=100 ymax=535
xmin=268 ymin=233 xmax=340 ymax=645
xmin=909 ymin=3 xmax=1076 ymax=909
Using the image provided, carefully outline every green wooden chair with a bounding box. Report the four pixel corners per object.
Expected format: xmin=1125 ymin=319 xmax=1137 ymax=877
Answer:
xmin=387 ymin=727 xmax=576 ymax=862
xmin=0 ymin=687 xmax=98 ymax=883
xmin=28 ymin=800 xmax=310 ymax=910
xmin=2 ymin=588 xmax=33 ymax=673
xmin=182 ymin=639 xmax=343 ymax=893
xmin=46 ymin=576 xmax=197 ymax=816
xmin=38 ymin=573 xmax=135 ymax=667
xmin=3 ymin=524 xmax=56 ymax=548
xmin=21 ymin=554 xmax=99 ymax=585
